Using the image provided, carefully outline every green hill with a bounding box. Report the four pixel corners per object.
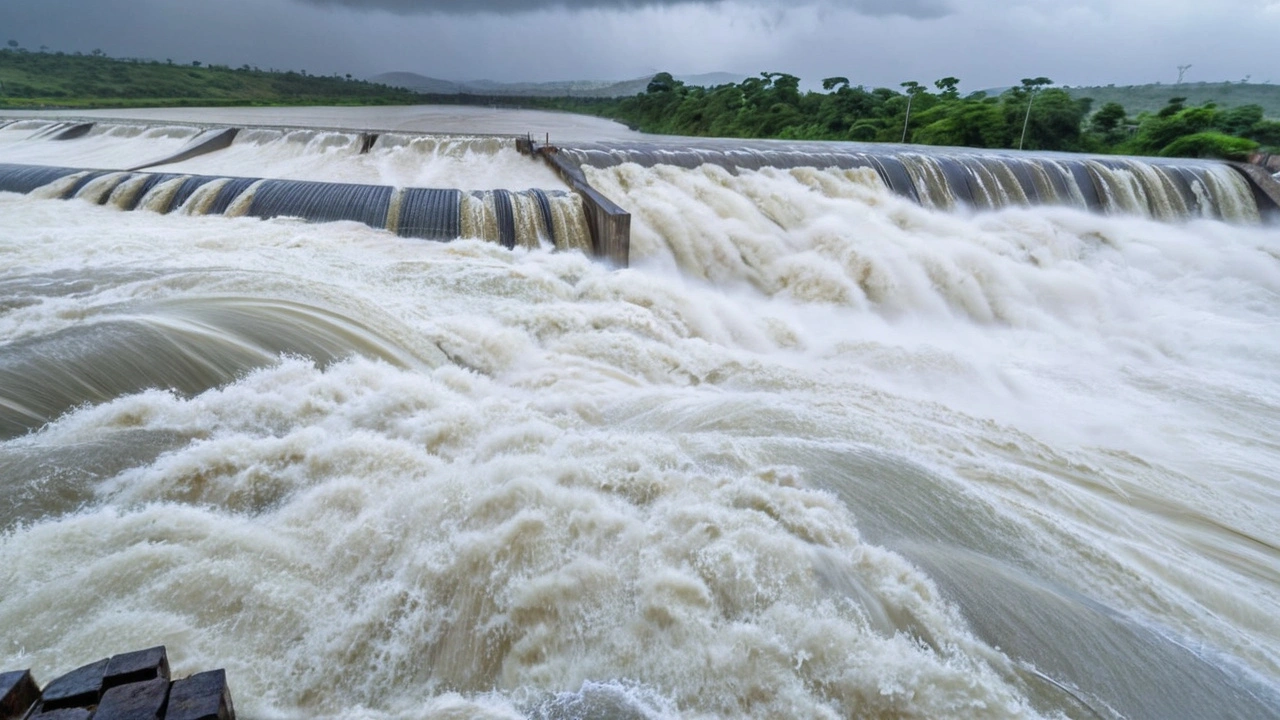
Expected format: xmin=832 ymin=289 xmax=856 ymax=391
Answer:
xmin=0 ymin=48 xmax=422 ymax=108
xmin=368 ymin=71 xmax=652 ymax=98
xmin=1064 ymin=82 xmax=1280 ymax=118
xmin=366 ymin=72 xmax=747 ymax=99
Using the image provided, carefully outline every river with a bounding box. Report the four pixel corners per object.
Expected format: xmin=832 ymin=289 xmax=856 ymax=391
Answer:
xmin=1 ymin=107 xmax=1278 ymax=719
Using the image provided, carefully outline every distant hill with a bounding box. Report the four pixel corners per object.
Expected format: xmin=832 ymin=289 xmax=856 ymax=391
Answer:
xmin=1063 ymin=82 xmax=1280 ymax=118
xmin=368 ymin=71 xmax=748 ymax=98
xmin=676 ymin=72 xmax=749 ymax=87
xmin=369 ymin=72 xmax=648 ymax=97
xmin=366 ymin=72 xmax=465 ymax=95
xmin=0 ymin=49 xmax=424 ymax=109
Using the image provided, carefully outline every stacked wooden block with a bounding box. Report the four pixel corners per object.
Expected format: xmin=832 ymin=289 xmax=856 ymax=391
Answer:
xmin=0 ymin=648 xmax=232 ymax=720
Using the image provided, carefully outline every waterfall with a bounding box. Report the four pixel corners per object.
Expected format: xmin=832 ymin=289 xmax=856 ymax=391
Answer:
xmin=554 ymin=140 xmax=1267 ymax=222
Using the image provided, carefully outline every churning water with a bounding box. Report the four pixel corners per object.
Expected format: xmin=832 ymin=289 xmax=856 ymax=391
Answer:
xmin=1 ymin=114 xmax=1278 ymax=720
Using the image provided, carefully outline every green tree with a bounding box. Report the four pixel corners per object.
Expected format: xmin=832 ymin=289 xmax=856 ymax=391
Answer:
xmin=1216 ymin=104 xmax=1264 ymax=136
xmin=914 ymin=97 xmax=1005 ymax=148
xmin=1129 ymin=103 xmax=1218 ymax=154
xmin=646 ymin=72 xmax=678 ymax=94
xmin=899 ymin=80 xmax=929 ymax=142
xmin=1090 ymin=102 xmax=1127 ymax=134
xmin=934 ymin=76 xmax=960 ymax=99
xmin=1158 ymin=97 xmax=1187 ymax=117
xmin=1012 ymin=77 xmax=1054 ymax=149
xmin=1159 ymin=132 xmax=1258 ymax=160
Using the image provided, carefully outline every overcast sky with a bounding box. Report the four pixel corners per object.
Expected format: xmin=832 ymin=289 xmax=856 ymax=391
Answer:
xmin=3 ymin=0 xmax=1279 ymax=91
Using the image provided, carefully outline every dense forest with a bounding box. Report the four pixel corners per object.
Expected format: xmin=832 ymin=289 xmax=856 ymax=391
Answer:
xmin=3 ymin=44 xmax=1279 ymax=161
xmin=543 ymin=72 xmax=1280 ymax=160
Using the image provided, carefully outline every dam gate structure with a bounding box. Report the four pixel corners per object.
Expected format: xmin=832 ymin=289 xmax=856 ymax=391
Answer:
xmin=2 ymin=119 xmax=1280 ymax=271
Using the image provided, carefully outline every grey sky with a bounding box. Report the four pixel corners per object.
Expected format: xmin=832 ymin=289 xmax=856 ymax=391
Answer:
xmin=2 ymin=0 xmax=1278 ymax=91
xmin=295 ymin=0 xmax=951 ymax=19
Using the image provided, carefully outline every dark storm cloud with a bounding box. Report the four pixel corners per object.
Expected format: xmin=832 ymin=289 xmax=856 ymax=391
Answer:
xmin=296 ymin=0 xmax=953 ymax=20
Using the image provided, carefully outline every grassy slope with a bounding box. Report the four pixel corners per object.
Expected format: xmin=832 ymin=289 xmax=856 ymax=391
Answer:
xmin=368 ymin=72 xmax=744 ymax=98
xmin=0 ymin=49 xmax=424 ymax=108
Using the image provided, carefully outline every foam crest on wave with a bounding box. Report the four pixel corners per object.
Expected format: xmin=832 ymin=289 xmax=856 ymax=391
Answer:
xmin=0 ymin=356 xmax=1041 ymax=719
xmin=1 ymin=186 xmax=1279 ymax=717
xmin=585 ymin=162 xmax=1280 ymax=334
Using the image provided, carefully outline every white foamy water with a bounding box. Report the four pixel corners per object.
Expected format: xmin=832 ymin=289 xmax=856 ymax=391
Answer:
xmin=0 ymin=121 xmax=568 ymax=190
xmin=1 ymin=118 xmax=1279 ymax=720
xmin=0 ymin=105 xmax=645 ymax=144
xmin=0 ymin=121 xmax=201 ymax=169
xmin=147 ymin=130 xmax=568 ymax=190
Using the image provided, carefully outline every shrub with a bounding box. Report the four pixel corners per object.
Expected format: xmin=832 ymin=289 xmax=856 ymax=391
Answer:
xmin=1159 ymin=131 xmax=1259 ymax=161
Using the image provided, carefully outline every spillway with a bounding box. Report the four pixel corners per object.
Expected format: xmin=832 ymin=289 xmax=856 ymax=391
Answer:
xmin=2 ymin=119 xmax=1277 ymax=270
xmin=0 ymin=163 xmax=589 ymax=252
xmin=2 ymin=109 xmax=1280 ymax=720
xmin=553 ymin=138 xmax=1272 ymax=223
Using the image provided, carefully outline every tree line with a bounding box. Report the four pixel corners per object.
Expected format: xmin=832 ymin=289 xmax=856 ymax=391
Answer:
xmin=4 ymin=44 xmax=1278 ymax=160
xmin=543 ymin=72 xmax=1280 ymax=160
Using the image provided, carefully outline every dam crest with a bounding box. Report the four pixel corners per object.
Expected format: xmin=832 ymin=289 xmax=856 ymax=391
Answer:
xmin=1 ymin=118 xmax=1278 ymax=271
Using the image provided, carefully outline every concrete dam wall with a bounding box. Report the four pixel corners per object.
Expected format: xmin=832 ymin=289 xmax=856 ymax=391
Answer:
xmin=2 ymin=119 xmax=1279 ymax=272
xmin=0 ymin=163 xmax=592 ymax=253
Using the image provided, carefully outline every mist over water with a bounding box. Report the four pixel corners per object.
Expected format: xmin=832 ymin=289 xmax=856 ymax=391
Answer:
xmin=1 ymin=115 xmax=1279 ymax=719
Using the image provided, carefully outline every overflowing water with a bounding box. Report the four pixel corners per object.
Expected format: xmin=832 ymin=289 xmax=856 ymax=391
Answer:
xmin=143 ymin=129 xmax=567 ymax=191
xmin=0 ymin=121 xmax=593 ymax=252
xmin=561 ymin=139 xmax=1263 ymax=223
xmin=0 ymin=120 xmax=203 ymax=168
xmin=1 ymin=112 xmax=1278 ymax=720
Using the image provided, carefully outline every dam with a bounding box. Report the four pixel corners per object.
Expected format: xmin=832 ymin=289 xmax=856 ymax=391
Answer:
xmin=1 ymin=108 xmax=1279 ymax=720
xmin=0 ymin=117 xmax=1277 ymax=272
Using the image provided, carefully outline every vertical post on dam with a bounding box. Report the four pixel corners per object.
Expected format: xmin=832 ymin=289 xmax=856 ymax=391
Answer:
xmin=519 ymin=135 xmax=631 ymax=267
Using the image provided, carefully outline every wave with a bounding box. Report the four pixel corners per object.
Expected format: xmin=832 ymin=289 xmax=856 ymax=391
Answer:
xmin=1 ymin=118 xmax=1279 ymax=718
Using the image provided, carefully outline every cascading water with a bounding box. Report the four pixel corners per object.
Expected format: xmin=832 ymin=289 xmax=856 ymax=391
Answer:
xmin=557 ymin=139 xmax=1266 ymax=223
xmin=1 ymin=111 xmax=1278 ymax=720
xmin=0 ymin=121 xmax=600 ymax=254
